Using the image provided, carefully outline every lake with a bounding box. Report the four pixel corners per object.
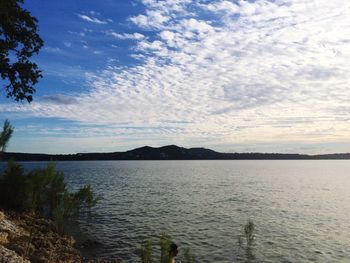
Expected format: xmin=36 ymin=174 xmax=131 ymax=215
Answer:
xmin=16 ymin=160 xmax=350 ymax=262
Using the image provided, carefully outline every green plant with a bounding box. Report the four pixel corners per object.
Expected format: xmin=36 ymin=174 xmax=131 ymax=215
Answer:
xmin=244 ymin=220 xmax=255 ymax=247
xmin=139 ymin=240 xmax=153 ymax=263
xmin=0 ymin=120 xmax=98 ymax=234
xmin=159 ymin=233 xmax=172 ymax=263
xmin=0 ymin=119 xmax=14 ymax=152
xmin=25 ymin=163 xmax=66 ymax=216
xmin=0 ymin=161 xmax=98 ymax=234
xmin=138 ymin=233 xmax=197 ymax=263
xmin=52 ymin=185 xmax=98 ymax=234
xmin=238 ymin=220 xmax=256 ymax=260
xmin=0 ymin=160 xmax=28 ymax=210
xmin=183 ymin=248 xmax=196 ymax=263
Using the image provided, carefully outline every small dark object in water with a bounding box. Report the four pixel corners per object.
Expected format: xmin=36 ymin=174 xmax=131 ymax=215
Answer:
xmin=169 ymin=243 xmax=180 ymax=263
xmin=81 ymin=239 xmax=102 ymax=248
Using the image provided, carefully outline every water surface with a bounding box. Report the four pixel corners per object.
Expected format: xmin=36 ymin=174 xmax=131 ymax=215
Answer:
xmin=17 ymin=160 xmax=350 ymax=262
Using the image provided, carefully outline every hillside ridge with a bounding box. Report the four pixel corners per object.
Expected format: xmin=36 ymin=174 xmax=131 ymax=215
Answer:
xmin=2 ymin=145 xmax=350 ymax=161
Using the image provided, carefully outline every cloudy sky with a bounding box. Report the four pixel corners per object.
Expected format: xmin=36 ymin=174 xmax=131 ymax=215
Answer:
xmin=1 ymin=0 xmax=350 ymax=154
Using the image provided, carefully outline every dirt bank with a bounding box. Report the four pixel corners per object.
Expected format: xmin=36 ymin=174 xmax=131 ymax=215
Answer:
xmin=0 ymin=210 xmax=119 ymax=263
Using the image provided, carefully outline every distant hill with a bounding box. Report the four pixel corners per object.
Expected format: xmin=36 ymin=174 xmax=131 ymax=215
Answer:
xmin=2 ymin=145 xmax=350 ymax=161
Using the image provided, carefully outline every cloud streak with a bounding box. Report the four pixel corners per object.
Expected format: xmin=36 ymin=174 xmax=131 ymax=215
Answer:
xmin=106 ymin=31 xmax=145 ymax=40
xmin=77 ymin=13 xmax=109 ymax=24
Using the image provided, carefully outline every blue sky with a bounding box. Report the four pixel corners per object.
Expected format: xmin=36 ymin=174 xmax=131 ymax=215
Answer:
xmin=1 ymin=0 xmax=350 ymax=154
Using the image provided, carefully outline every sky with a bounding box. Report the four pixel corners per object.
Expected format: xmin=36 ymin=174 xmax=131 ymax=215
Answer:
xmin=1 ymin=0 xmax=350 ymax=154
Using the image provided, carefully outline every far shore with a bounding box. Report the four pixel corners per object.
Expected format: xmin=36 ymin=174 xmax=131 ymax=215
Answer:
xmin=3 ymin=145 xmax=350 ymax=161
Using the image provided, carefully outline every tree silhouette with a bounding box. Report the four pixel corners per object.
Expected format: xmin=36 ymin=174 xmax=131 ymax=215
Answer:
xmin=0 ymin=119 xmax=14 ymax=152
xmin=0 ymin=0 xmax=44 ymax=102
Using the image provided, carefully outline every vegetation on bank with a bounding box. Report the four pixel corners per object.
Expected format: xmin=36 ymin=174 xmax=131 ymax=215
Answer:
xmin=138 ymin=222 xmax=256 ymax=263
xmin=0 ymin=161 xmax=98 ymax=234
xmin=0 ymin=120 xmax=98 ymax=234
xmin=139 ymin=233 xmax=195 ymax=263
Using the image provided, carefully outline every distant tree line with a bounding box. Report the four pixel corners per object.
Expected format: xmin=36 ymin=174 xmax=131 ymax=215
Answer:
xmin=2 ymin=145 xmax=350 ymax=161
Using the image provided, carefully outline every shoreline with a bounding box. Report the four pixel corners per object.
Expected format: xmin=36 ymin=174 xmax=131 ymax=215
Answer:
xmin=0 ymin=210 xmax=119 ymax=263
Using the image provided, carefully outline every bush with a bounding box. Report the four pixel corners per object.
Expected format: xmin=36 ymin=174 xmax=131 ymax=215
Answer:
xmin=139 ymin=233 xmax=196 ymax=263
xmin=159 ymin=233 xmax=172 ymax=263
xmin=139 ymin=240 xmax=153 ymax=263
xmin=0 ymin=160 xmax=98 ymax=234
xmin=183 ymin=248 xmax=195 ymax=263
xmin=238 ymin=220 xmax=256 ymax=260
xmin=0 ymin=160 xmax=28 ymax=211
xmin=244 ymin=220 xmax=255 ymax=247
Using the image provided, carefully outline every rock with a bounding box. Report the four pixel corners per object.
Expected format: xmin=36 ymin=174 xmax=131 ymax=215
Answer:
xmin=0 ymin=232 xmax=8 ymax=244
xmin=0 ymin=211 xmax=59 ymax=262
xmin=0 ymin=211 xmax=5 ymax=220
xmin=0 ymin=210 xmax=118 ymax=263
xmin=0 ymin=211 xmax=27 ymax=237
xmin=0 ymin=244 xmax=30 ymax=263
xmin=6 ymin=235 xmax=34 ymax=257
xmin=30 ymin=251 xmax=48 ymax=263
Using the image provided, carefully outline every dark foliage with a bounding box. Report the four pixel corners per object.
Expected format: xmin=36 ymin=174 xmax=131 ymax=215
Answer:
xmin=0 ymin=161 xmax=98 ymax=233
xmin=0 ymin=0 xmax=43 ymax=102
xmin=0 ymin=161 xmax=27 ymax=211
xmin=238 ymin=220 xmax=256 ymax=260
xmin=139 ymin=233 xmax=196 ymax=263
xmin=0 ymin=119 xmax=14 ymax=152
xmin=159 ymin=233 xmax=172 ymax=263
xmin=139 ymin=240 xmax=153 ymax=263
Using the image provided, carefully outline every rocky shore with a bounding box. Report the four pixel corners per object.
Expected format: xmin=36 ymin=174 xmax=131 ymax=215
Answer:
xmin=0 ymin=210 xmax=118 ymax=263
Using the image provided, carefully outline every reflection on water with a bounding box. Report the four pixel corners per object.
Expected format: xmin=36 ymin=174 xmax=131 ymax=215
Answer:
xmin=17 ymin=160 xmax=350 ymax=262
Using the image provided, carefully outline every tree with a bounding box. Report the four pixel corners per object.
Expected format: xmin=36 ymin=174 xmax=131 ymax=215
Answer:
xmin=0 ymin=0 xmax=44 ymax=102
xmin=0 ymin=119 xmax=14 ymax=152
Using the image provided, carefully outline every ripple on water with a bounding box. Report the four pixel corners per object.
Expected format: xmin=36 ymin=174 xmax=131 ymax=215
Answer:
xmin=15 ymin=160 xmax=350 ymax=262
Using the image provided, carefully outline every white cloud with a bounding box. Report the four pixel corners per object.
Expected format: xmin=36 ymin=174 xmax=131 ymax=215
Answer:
xmin=63 ymin=42 xmax=72 ymax=47
xmin=3 ymin=0 xmax=350 ymax=153
xmin=130 ymin=11 xmax=170 ymax=29
xmin=107 ymin=31 xmax=145 ymax=40
xmin=129 ymin=0 xmax=193 ymax=29
xmin=137 ymin=40 xmax=164 ymax=51
xmin=205 ymin=1 xmax=239 ymax=14
xmin=44 ymin=47 xmax=62 ymax=53
xmin=77 ymin=14 xmax=109 ymax=24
